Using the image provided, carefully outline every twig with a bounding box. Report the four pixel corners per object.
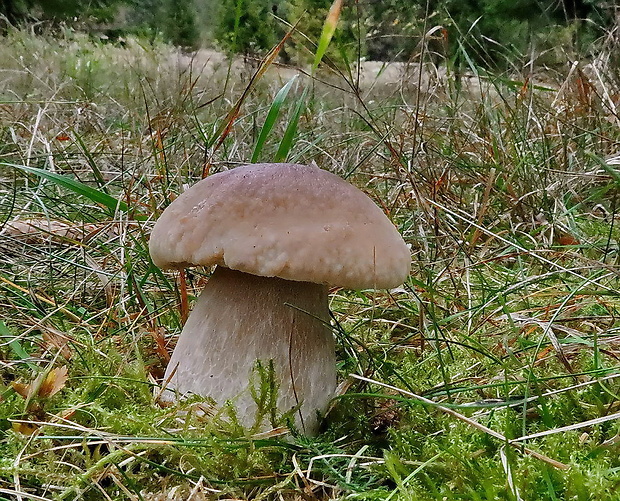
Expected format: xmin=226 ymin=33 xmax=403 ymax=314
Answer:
xmin=0 ymin=489 xmax=52 ymax=501
xmin=510 ymin=411 xmax=620 ymax=443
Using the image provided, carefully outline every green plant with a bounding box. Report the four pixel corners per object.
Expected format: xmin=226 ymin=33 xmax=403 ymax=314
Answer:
xmin=214 ymin=0 xmax=282 ymax=56
xmin=161 ymin=0 xmax=200 ymax=49
xmin=286 ymin=0 xmax=362 ymax=66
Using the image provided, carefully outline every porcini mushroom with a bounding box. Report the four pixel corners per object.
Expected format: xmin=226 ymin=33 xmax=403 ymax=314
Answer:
xmin=150 ymin=163 xmax=410 ymax=434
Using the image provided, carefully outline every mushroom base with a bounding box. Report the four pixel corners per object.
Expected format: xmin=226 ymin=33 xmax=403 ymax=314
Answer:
xmin=160 ymin=266 xmax=336 ymax=435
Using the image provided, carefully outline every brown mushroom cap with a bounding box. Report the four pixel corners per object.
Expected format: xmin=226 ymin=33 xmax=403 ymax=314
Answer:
xmin=150 ymin=163 xmax=410 ymax=289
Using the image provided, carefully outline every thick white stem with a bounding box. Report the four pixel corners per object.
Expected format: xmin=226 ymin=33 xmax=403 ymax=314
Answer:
xmin=161 ymin=266 xmax=336 ymax=434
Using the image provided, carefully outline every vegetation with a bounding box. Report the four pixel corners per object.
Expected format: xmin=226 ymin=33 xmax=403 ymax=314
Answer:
xmin=0 ymin=1 xmax=620 ymax=499
xmin=214 ymin=0 xmax=281 ymax=56
xmin=1 ymin=1 xmax=617 ymax=64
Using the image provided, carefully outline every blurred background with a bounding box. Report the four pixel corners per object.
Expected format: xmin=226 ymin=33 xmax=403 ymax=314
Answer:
xmin=0 ymin=0 xmax=618 ymax=68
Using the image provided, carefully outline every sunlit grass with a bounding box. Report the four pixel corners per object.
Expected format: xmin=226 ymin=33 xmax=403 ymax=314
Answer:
xmin=0 ymin=20 xmax=619 ymax=500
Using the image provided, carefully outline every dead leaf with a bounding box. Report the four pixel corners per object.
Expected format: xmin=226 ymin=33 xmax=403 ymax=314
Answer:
xmin=42 ymin=327 xmax=73 ymax=359
xmin=12 ymin=420 xmax=39 ymax=435
xmin=13 ymin=366 xmax=69 ymax=401
xmin=557 ymin=234 xmax=580 ymax=246
xmin=535 ymin=345 xmax=554 ymax=361
xmin=60 ymin=408 xmax=76 ymax=420
xmin=11 ymin=381 xmax=32 ymax=399
xmin=4 ymin=218 xmax=98 ymax=243
xmin=39 ymin=366 xmax=68 ymax=399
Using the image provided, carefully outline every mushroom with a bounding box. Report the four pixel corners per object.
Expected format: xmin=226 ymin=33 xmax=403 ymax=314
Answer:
xmin=149 ymin=163 xmax=410 ymax=434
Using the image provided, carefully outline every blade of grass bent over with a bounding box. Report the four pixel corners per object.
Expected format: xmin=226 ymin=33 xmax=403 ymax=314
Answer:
xmin=0 ymin=320 xmax=40 ymax=372
xmin=3 ymin=163 xmax=146 ymax=220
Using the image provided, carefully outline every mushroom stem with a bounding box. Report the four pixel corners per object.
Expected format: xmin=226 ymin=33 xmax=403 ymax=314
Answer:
xmin=160 ymin=266 xmax=336 ymax=434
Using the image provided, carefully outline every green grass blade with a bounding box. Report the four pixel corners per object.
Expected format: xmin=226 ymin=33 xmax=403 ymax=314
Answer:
xmin=251 ymin=75 xmax=298 ymax=163
xmin=311 ymin=0 xmax=343 ymax=73
xmin=587 ymin=151 xmax=620 ymax=185
xmin=0 ymin=320 xmax=40 ymax=372
xmin=274 ymin=86 xmax=309 ymax=162
xmin=2 ymin=162 xmax=146 ymax=220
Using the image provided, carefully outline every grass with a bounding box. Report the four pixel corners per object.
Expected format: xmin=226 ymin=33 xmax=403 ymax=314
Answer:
xmin=0 ymin=18 xmax=620 ymax=500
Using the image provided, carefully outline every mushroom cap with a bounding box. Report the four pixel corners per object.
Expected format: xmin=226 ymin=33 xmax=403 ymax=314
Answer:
xmin=149 ymin=163 xmax=410 ymax=289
